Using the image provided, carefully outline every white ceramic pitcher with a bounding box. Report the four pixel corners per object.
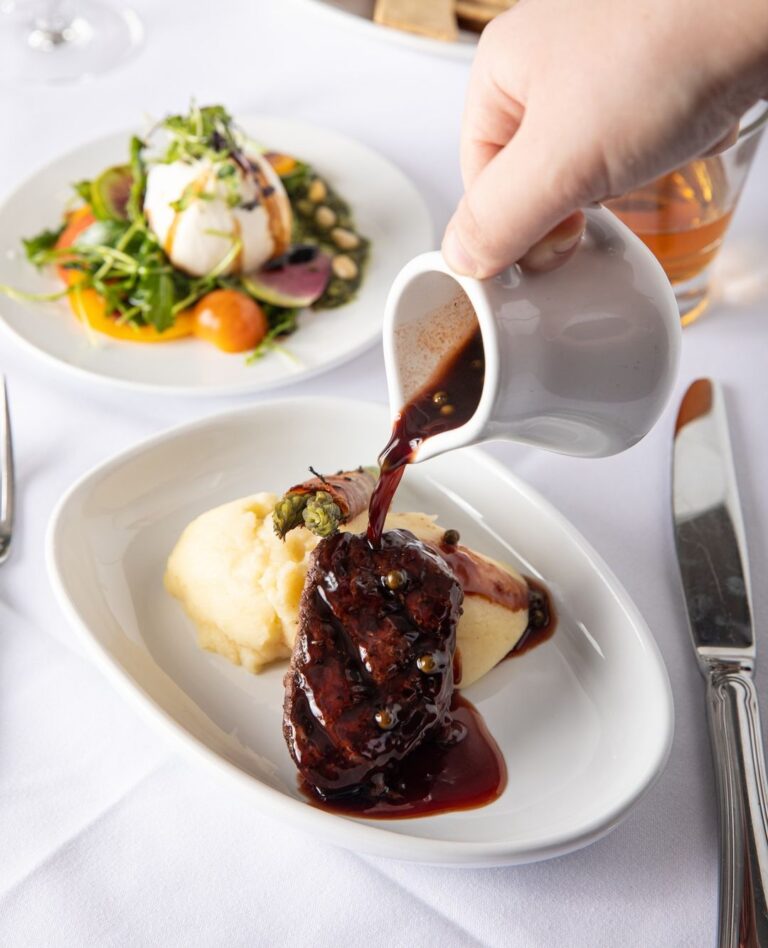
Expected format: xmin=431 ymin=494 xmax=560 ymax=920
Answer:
xmin=382 ymin=206 xmax=681 ymax=461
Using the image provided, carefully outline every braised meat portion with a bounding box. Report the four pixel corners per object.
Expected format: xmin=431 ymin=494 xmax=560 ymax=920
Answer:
xmin=283 ymin=529 xmax=463 ymax=799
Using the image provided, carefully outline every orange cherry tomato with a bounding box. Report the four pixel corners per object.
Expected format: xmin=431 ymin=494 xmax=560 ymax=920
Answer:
xmin=192 ymin=289 xmax=268 ymax=353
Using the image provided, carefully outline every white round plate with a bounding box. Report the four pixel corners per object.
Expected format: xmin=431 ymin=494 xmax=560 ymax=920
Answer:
xmin=47 ymin=398 xmax=673 ymax=867
xmin=0 ymin=117 xmax=432 ymax=397
xmin=289 ymin=0 xmax=479 ymax=61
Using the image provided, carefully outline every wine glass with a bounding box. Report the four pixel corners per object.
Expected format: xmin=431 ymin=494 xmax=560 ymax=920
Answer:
xmin=0 ymin=0 xmax=143 ymax=82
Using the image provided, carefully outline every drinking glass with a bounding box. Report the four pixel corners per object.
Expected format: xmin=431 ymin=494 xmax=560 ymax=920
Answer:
xmin=606 ymin=102 xmax=768 ymax=326
xmin=0 ymin=0 xmax=143 ymax=82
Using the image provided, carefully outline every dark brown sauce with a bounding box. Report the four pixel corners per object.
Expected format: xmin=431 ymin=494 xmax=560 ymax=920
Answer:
xmin=301 ymin=693 xmax=506 ymax=819
xmin=437 ymin=542 xmax=529 ymax=612
xmin=508 ymin=578 xmax=557 ymax=658
xmin=367 ymin=328 xmax=485 ymax=543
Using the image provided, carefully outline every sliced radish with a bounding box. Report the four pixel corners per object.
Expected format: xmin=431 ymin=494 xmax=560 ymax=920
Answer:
xmin=244 ymin=246 xmax=331 ymax=308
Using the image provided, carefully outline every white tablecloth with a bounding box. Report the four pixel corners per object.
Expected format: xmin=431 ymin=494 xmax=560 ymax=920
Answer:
xmin=2 ymin=3 xmax=768 ymax=945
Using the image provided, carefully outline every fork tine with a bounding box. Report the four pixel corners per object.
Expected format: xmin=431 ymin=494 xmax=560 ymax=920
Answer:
xmin=0 ymin=376 xmax=14 ymax=558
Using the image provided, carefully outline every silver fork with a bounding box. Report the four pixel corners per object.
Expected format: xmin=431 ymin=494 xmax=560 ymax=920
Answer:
xmin=0 ymin=377 xmax=14 ymax=564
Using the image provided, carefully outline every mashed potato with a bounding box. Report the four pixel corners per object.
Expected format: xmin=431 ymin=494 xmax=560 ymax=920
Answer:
xmin=165 ymin=494 xmax=529 ymax=687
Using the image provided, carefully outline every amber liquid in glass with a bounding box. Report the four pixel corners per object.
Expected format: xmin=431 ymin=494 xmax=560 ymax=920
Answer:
xmin=607 ymin=159 xmax=733 ymax=283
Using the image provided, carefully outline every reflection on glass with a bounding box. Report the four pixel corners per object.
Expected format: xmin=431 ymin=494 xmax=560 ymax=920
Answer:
xmin=0 ymin=0 xmax=143 ymax=82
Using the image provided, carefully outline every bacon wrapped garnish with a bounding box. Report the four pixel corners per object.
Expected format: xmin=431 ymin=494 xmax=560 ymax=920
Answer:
xmin=272 ymin=466 xmax=377 ymax=539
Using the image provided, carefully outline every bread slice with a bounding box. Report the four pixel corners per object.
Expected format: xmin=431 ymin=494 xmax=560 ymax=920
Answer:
xmin=455 ymin=0 xmax=516 ymax=32
xmin=374 ymin=0 xmax=458 ymax=41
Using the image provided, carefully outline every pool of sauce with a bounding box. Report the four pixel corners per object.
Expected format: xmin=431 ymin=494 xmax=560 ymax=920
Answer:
xmin=509 ymin=578 xmax=557 ymax=658
xmin=301 ymin=693 xmax=506 ymax=819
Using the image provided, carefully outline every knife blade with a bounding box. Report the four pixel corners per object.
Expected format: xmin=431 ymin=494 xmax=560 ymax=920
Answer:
xmin=673 ymin=379 xmax=768 ymax=947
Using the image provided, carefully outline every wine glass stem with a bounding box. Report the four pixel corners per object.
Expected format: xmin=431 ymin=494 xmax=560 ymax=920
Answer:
xmin=31 ymin=0 xmax=76 ymax=46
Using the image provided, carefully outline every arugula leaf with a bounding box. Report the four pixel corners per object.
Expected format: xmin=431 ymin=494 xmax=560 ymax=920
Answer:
xmin=22 ymin=225 xmax=65 ymax=267
xmin=134 ymin=271 xmax=174 ymax=332
xmin=263 ymin=304 xmax=299 ymax=334
xmin=246 ymin=307 xmax=299 ymax=363
xmin=127 ymin=136 xmax=147 ymax=223
xmin=92 ymin=275 xmax=129 ymax=316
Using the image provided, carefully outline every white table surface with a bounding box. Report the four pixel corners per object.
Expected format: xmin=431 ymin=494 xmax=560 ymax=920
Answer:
xmin=2 ymin=2 xmax=768 ymax=945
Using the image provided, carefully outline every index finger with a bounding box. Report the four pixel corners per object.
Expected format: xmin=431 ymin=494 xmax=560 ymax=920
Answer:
xmin=460 ymin=16 xmax=526 ymax=187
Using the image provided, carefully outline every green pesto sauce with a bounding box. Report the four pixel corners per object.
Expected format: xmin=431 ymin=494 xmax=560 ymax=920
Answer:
xmin=282 ymin=164 xmax=370 ymax=310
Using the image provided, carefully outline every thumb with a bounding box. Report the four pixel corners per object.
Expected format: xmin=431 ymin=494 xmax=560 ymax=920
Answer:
xmin=442 ymin=121 xmax=594 ymax=278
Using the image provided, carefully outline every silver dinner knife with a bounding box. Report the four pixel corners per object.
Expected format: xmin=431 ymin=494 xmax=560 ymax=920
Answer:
xmin=673 ymin=378 xmax=768 ymax=947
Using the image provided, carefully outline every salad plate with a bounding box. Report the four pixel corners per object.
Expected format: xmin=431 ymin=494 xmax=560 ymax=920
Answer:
xmin=47 ymin=397 xmax=673 ymax=866
xmin=0 ymin=116 xmax=432 ymax=397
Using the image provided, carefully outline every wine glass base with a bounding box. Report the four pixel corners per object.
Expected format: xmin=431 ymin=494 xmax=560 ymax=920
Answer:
xmin=673 ymin=269 xmax=712 ymax=327
xmin=0 ymin=1 xmax=143 ymax=82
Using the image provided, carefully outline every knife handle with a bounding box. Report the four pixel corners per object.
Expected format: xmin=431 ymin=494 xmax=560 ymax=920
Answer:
xmin=707 ymin=665 xmax=768 ymax=947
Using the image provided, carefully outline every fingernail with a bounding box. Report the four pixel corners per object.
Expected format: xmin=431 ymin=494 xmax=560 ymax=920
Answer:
xmin=552 ymin=232 xmax=582 ymax=255
xmin=442 ymin=227 xmax=476 ymax=276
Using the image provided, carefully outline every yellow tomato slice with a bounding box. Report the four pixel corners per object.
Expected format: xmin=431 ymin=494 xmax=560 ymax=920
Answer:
xmin=69 ymin=284 xmax=194 ymax=343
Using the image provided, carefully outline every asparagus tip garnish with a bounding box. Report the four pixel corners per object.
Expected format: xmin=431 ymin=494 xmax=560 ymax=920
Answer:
xmin=302 ymin=491 xmax=342 ymax=538
xmin=272 ymin=493 xmax=309 ymax=540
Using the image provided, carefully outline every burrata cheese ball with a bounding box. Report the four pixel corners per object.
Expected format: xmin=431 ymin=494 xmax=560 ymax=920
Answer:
xmin=144 ymin=151 xmax=291 ymax=277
